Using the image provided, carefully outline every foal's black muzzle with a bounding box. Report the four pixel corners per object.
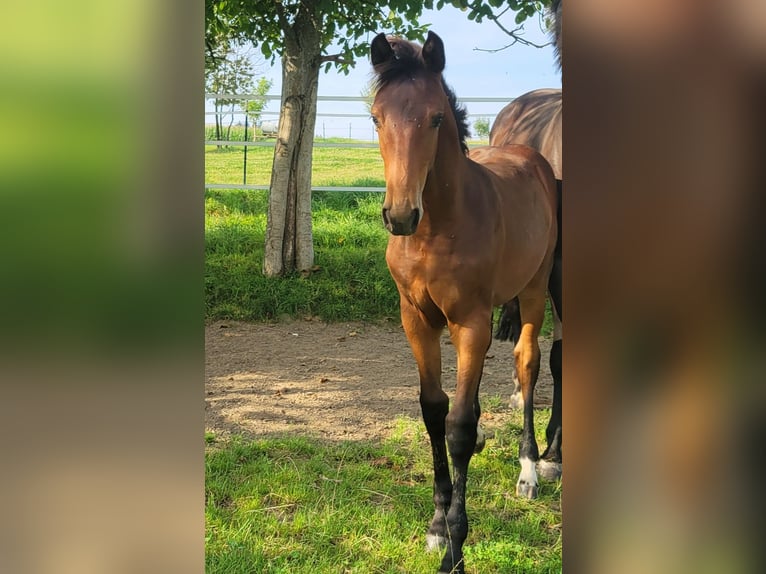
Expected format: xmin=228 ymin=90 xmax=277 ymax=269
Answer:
xmin=382 ymin=207 xmax=420 ymax=236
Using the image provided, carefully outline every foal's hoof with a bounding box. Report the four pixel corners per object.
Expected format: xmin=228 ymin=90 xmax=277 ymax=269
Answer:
xmin=516 ymin=480 xmax=538 ymax=499
xmin=425 ymin=533 xmax=448 ymax=553
xmin=537 ymin=459 xmax=562 ymax=481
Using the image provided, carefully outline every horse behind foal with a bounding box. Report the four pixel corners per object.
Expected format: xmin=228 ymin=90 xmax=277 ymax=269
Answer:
xmin=371 ymin=31 xmax=558 ymax=574
xmin=490 ymin=88 xmax=563 ymax=482
xmin=491 ymin=88 xmax=562 ymax=179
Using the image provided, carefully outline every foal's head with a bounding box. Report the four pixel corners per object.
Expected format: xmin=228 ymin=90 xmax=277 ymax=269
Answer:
xmin=370 ymin=31 xmax=468 ymax=236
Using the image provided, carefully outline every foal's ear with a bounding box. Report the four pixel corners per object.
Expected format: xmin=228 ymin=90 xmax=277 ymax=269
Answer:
xmin=422 ymin=31 xmax=445 ymax=73
xmin=371 ymin=33 xmax=394 ymax=67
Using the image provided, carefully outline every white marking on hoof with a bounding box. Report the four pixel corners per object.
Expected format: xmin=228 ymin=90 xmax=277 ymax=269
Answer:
xmin=516 ymin=456 xmax=539 ymax=499
xmin=508 ymin=390 xmax=524 ymax=410
xmin=474 ymin=423 xmax=486 ymax=453
xmin=425 ymin=533 xmax=447 ymax=552
xmin=537 ymin=459 xmax=562 ymax=481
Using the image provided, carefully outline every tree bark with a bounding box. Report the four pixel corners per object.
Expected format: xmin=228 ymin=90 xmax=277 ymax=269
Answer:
xmin=262 ymin=14 xmax=320 ymax=277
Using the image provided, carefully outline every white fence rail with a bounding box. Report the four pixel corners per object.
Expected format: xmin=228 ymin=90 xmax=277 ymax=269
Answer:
xmin=204 ymin=93 xmax=513 ymax=192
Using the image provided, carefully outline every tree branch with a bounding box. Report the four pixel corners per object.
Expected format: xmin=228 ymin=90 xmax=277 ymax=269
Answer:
xmin=319 ymin=53 xmax=355 ymax=66
xmin=205 ymin=38 xmax=219 ymax=66
xmin=474 ymin=19 xmax=552 ymax=53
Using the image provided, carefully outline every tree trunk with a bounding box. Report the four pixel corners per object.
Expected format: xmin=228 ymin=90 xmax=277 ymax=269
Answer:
xmin=262 ymin=16 xmax=320 ymax=277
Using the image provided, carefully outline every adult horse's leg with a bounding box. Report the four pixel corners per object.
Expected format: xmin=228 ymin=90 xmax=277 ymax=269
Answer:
xmin=515 ymin=286 xmax=548 ymax=499
xmin=539 ymin=180 xmax=563 ymax=480
xmin=399 ymin=300 xmax=452 ymax=554
xmin=438 ymin=314 xmax=492 ymax=574
xmin=538 ymin=309 xmax=562 ymax=480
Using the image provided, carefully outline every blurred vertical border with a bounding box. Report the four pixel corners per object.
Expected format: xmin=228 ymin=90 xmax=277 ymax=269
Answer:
xmin=564 ymin=0 xmax=764 ymax=572
xmin=0 ymin=1 xmax=204 ymax=572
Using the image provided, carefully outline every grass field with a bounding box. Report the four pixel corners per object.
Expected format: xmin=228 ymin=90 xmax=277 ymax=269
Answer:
xmin=205 ymin=143 xmax=384 ymax=188
xmin=206 ymin=411 xmax=562 ymax=574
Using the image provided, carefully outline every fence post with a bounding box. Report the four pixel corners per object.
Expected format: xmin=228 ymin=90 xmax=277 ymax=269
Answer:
xmin=243 ymin=113 xmax=248 ymax=185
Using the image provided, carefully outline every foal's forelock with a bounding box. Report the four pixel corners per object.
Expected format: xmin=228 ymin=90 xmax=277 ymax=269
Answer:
xmin=371 ymin=34 xmax=470 ymax=155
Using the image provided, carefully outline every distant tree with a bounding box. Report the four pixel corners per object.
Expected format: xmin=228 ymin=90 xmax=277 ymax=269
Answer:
xmin=205 ymin=44 xmax=256 ymax=144
xmin=474 ymin=117 xmax=490 ymax=139
xmin=241 ymin=77 xmax=273 ymax=138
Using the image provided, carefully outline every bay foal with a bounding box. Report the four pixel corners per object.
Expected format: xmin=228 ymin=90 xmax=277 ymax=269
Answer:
xmin=371 ymin=31 xmax=558 ymax=574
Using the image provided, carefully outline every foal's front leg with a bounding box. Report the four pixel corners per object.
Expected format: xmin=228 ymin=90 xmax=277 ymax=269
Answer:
xmin=399 ymin=301 xmax=451 ymax=552
xmin=437 ymin=316 xmax=492 ymax=574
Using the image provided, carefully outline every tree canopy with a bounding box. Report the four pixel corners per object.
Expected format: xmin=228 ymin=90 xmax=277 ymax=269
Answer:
xmin=206 ymin=1 xmax=431 ymax=75
xmin=205 ymin=1 xmax=555 ymax=74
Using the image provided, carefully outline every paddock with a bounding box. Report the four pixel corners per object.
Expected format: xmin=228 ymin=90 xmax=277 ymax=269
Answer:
xmin=205 ymin=319 xmax=553 ymax=442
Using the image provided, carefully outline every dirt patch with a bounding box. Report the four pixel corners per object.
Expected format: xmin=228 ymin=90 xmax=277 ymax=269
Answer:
xmin=205 ymin=319 xmax=553 ymax=443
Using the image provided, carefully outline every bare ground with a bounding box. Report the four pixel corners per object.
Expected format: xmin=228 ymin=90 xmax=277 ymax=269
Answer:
xmin=205 ymin=319 xmax=553 ymax=443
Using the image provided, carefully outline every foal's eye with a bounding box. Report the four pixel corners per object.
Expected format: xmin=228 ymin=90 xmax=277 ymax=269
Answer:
xmin=371 ymin=115 xmax=380 ymax=129
xmin=431 ymin=113 xmax=445 ymax=128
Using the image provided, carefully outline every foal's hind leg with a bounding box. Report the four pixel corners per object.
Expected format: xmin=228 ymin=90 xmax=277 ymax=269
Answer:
xmin=514 ymin=288 xmax=547 ymax=499
xmin=399 ymin=300 xmax=452 ymax=553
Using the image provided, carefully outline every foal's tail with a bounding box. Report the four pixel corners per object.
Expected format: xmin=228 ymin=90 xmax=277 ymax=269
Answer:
xmin=494 ymin=298 xmax=522 ymax=343
xmin=495 ymin=179 xmax=562 ymax=343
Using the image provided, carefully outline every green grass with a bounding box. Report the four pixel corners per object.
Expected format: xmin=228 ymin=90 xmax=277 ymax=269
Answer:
xmin=205 ymin=188 xmax=395 ymax=322
xmin=206 ymin=412 xmax=562 ymax=574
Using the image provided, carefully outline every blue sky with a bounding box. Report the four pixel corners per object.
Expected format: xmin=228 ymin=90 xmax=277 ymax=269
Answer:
xmin=320 ymin=6 xmax=562 ymax=98
xmin=208 ymin=6 xmax=561 ymax=140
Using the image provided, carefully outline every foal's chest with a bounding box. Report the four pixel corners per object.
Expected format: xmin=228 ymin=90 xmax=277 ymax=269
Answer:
xmin=386 ymin=236 xmax=487 ymax=298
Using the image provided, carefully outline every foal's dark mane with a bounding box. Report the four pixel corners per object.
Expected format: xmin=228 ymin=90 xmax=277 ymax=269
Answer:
xmin=372 ymin=37 xmax=471 ymax=155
